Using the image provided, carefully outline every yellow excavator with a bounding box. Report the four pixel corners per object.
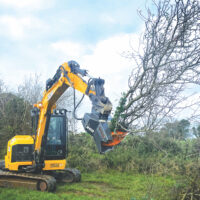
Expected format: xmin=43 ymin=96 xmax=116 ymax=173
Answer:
xmin=0 ymin=61 xmax=127 ymax=191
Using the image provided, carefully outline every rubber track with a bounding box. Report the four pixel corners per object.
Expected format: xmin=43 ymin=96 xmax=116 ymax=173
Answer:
xmin=54 ymin=168 xmax=81 ymax=183
xmin=64 ymin=168 xmax=81 ymax=182
xmin=0 ymin=170 xmax=56 ymax=191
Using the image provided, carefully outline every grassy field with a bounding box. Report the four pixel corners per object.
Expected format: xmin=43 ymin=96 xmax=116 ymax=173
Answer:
xmin=0 ymin=171 xmax=177 ymax=200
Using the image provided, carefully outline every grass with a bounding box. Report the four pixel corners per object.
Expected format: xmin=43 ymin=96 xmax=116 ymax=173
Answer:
xmin=0 ymin=171 xmax=177 ymax=200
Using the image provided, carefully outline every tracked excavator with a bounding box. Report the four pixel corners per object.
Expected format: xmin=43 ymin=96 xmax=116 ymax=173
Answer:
xmin=0 ymin=61 xmax=127 ymax=191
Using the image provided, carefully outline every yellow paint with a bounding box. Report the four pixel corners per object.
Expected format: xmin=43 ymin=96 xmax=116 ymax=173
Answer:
xmin=8 ymin=161 xmax=33 ymax=171
xmin=5 ymin=135 xmax=66 ymax=171
xmin=43 ymin=160 xmax=66 ymax=171
xmin=5 ymin=135 xmax=34 ymax=171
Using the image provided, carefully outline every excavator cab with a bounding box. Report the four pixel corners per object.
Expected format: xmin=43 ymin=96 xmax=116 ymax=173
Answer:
xmin=45 ymin=109 xmax=67 ymax=160
xmin=31 ymin=108 xmax=68 ymax=161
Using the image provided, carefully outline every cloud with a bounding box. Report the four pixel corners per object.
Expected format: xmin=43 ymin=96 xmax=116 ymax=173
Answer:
xmin=0 ymin=0 xmax=55 ymax=10
xmin=50 ymin=33 xmax=139 ymax=75
xmin=49 ymin=32 xmax=140 ymax=110
xmin=1 ymin=32 xmax=140 ymax=110
xmin=0 ymin=15 xmax=47 ymax=40
xmin=51 ymin=41 xmax=90 ymax=60
xmin=80 ymin=34 xmax=139 ymax=108
xmin=82 ymin=33 xmax=139 ymax=74
xmin=100 ymin=14 xmax=117 ymax=24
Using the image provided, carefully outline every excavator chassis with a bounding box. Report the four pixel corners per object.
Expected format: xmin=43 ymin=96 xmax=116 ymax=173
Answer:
xmin=0 ymin=160 xmax=81 ymax=192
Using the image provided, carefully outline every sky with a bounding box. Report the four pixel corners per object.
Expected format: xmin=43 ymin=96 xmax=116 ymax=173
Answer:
xmin=0 ymin=0 xmax=199 ymax=130
xmin=0 ymin=0 xmax=149 ymax=117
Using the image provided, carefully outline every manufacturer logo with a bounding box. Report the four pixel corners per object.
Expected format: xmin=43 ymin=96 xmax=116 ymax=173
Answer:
xmin=50 ymin=163 xmax=59 ymax=168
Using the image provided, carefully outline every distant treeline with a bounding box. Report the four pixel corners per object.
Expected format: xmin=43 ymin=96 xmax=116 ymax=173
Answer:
xmin=0 ymin=93 xmax=32 ymax=158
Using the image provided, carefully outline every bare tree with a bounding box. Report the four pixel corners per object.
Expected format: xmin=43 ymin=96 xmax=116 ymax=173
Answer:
xmin=0 ymin=78 xmax=8 ymax=129
xmin=114 ymin=0 xmax=200 ymax=133
xmin=0 ymin=80 xmax=4 ymax=94
xmin=0 ymin=78 xmax=7 ymax=94
xmin=17 ymin=74 xmax=43 ymax=131
xmin=18 ymin=73 xmax=43 ymax=105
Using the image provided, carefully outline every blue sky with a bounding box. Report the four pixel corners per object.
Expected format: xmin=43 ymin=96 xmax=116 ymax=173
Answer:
xmin=0 ymin=0 xmax=159 ymax=128
xmin=0 ymin=0 xmax=149 ymax=102
xmin=0 ymin=0 xmax=146 ymax=43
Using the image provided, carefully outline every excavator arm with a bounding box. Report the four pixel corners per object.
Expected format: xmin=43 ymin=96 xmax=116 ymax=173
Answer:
xmin=33 ymin=61 xmax=126 ymax=168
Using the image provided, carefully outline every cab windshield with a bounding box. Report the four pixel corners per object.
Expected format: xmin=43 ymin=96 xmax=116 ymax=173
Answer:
xmin=45 ymin=115 xmax=66 ymax=160
xmin=47 ymin=117 xmax=64 ymax=145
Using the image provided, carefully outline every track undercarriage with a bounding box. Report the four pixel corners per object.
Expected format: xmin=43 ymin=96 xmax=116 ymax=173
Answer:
xmin=0 ymin=160 xmax=81 ymax=192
